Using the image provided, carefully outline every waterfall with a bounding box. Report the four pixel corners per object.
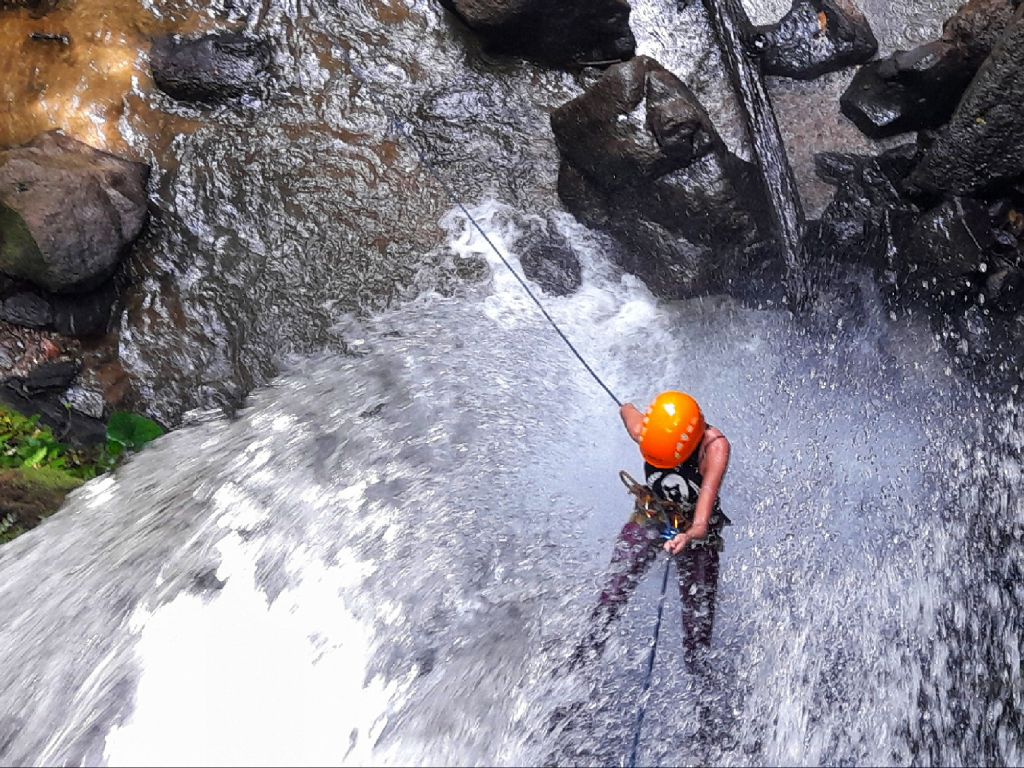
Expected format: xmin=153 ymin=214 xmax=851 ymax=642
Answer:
xmin=2 ymin=0 xmax=1021 ymax=765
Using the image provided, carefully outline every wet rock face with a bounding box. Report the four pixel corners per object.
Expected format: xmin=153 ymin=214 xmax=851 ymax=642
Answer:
xmin=807 ymin=143 xmax=922 ymax=275
xmin=890 ymin=192 xmax=1024 ymax=316
xmin=551 ymin=56 xmax=770 ymax=297
xmin=898 ymin=193 xmax=1024 ymax=377
xmin=0 ymin=281 xmax=119 ymax=337
xmin=752 ymin=0 xmax=877 ymax=81
xmin=808 ymin=142 xmax=1024 ymax=312
xmin=149 ymin=33 xmax=272 ymax=103
xmin=516 ymin=226 xmax=582 ymax=296
xmin=897 ymin=196 xmax=995 ymax=310
xmin=840 ymin=0 xmax=1017 ymax=139
xmin=0 ymin=131 xmax=150 ymax=296
xmin=909 ymin=5 xmax=1024 ymax=196
xmin=942 ymin=0 xmax=1022 ymax=63
xmin=436 ymin=0 xmax=635 ymax=67
xmin=808 ymin=134 xmax=1024 ymax=379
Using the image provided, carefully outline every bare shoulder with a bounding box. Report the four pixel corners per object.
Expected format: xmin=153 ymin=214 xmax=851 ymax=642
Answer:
xmin=703 ymin=425 xmax=728 ymax=447
xmin=699 ymin=426 xmax=730 ymax=465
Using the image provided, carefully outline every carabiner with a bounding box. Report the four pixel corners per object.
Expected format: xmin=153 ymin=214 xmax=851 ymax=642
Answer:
xmin=660 ymin=524 xmax=680 ymax=541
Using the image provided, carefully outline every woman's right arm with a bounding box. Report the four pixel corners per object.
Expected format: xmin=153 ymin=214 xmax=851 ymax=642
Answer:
xmin=620 ymin=403 xmax=645 ymax=443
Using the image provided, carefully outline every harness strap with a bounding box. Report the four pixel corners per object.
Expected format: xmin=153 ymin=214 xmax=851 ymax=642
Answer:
xmin=620 ymin=470 xmax=692 ymax=535
xmin=619 ymin=470 xmax=726 ymax=551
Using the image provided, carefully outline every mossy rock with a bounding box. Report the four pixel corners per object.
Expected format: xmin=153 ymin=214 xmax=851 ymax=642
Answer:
xmin=0 ymin=466 xmax=84 ymax=539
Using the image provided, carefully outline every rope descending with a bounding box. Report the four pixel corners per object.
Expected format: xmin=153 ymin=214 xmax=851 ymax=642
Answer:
xmin=628 ymin=556 xmax=672 ymax=768
xmin=339 ymin=48 xmax=622 ymax=408
xmin=343 ymin=44 xmax=677 ymax=763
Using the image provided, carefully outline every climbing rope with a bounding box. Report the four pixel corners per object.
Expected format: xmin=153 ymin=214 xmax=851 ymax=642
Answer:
xmin=628 ymin=555 xmax=672 ymax=768
xmin=340 ymin=48 xmax=622 ymax=408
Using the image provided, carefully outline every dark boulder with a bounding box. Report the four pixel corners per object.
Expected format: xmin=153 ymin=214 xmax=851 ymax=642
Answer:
xmin=553 ymin=60 xmax=685 ymax=187
xmin=50 ymin=281 xmax=119 ymax=337
xmin=9 ymin=359 xmax=81 ymax=394
xmin=0 ymin=279 xmax=118 ymax=337
xmin=0 ymin=132 xmax=149 ymax=295
xmin=752 ymin=0 xmax=877 ymax=80
xmin=556 ymin=161 xmax=613 ymax=231
xmin=984 ymin=264 xmax=1024 ymax=313
xmin=639 ymin=151 xmax=766 ymax=246
xmin=555 ymin=163 xmax=715 ymax=298
xmin=839 ymin=41 xmax=974 ymax=139
xmin=436 ymin=0 xmax=635 ymax=68
xmin=894 ymin=196 xmax=994 ymax=310
xmin=840 ymin=0 xmax=1017 ymax=139
xmin=908 ymin=4 xmax=1024 ymax=196
xmin=552 ymin=57 xmax=771 ymax=297
xmin=606 ymin=218 xmax=710 ymax=296
xmin=552 ymin=59 xmax=721 ymax=188
xmin=150 ymin=33 xmax=272 ymax=103
xmin=805 ymin=143 xmax=922 ymax=275
xmin=0 ymin=292 xmax=52 ymax=328
xmin=516 ymin=225 xmax=582 ymax=296
xmin=0 ymin=376 xmax=107 ymax=448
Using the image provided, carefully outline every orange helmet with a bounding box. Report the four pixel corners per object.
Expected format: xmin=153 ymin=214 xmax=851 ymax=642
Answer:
xmin=638 ymin=391 xmax=705 ymax=468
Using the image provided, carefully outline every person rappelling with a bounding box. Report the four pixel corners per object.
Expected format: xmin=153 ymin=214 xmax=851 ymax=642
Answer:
xmin=571 ymin=391 xmax=731 ymax=673
xmin=346 ymin=39 xmax=731 ymax=713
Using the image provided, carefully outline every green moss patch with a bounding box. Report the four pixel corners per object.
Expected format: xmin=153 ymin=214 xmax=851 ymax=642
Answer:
xmin=0 ymin=404 xmax=163 ymax=545
xmin=0 ymin=467 xmax=84 ymax=541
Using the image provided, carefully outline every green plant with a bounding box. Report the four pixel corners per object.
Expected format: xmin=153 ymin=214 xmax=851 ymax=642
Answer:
xmin=0 ymin=406 xmax=165 ymax=480
xmin=0 ymin=408 xmax=75 ymax=473
xmin=105 ymin=411 xmax=164 ymax=458
xmin=0 ymin=406 xmax=167 ymax=547
xmin=0 ymin=512 xmax=24 ymax=544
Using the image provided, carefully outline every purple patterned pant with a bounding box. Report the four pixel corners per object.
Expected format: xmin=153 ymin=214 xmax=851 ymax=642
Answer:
xmin=589 ymin=521 xmax=720 ymax=666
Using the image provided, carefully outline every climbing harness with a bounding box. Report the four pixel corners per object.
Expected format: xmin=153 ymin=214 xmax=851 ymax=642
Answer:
xmin=622 ymin=469 xmax=728 ymax=552
xmin=340 ymin=48 xmax=622 ymax=408
xmin=620 ymin=470 xmax=691 ymax=540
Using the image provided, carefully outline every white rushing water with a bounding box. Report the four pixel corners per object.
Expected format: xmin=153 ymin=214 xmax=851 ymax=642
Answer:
xmin=3 ymin=198 xmax=1016 ymax=766
xmin=3 ymin=0 xmax=1022 ymax=764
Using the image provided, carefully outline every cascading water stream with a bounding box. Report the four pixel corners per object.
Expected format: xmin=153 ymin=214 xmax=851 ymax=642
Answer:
xmin=1 ymin=201 xmax=1020 ymax=766
xmin=1 ymin=0 xmax=1022 ymax=766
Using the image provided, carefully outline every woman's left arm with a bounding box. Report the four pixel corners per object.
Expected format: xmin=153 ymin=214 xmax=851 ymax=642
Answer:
xmin=665 ymin=430 xmax=730 ymax=554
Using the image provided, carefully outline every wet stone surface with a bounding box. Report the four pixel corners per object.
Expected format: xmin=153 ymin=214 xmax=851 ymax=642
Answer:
xmin=149 ymin=32 xmax=273 ymax=103
xmin=752 ymin=0 xmax=878 ymax=81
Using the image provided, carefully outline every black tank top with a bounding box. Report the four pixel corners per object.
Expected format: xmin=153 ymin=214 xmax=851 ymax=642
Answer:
xmin=644 ymin=430 xmax=728 ymax=531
